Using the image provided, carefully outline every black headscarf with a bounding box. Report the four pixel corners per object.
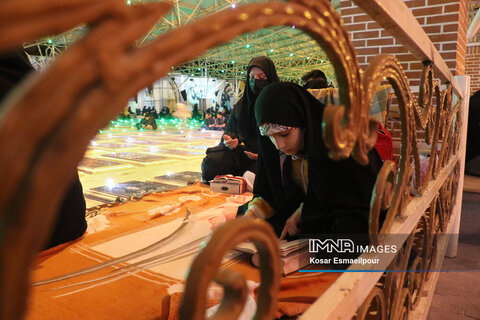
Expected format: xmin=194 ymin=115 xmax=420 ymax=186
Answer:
xmin=0 ymin=49 xmax=34 ymax=100
xmin=254 ymin=82 xmax=382 ymax=236
xmin=224 ymin=56 xmax=279 ymax=152
xmin=0 ymin=49 xmax=87 ymax=249
xmin=466 ymin=90 xmax=480 ymax=162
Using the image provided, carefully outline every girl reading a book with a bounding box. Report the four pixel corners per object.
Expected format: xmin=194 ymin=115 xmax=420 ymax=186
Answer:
xmin=242 ymin=82 xmax=383 ymax=240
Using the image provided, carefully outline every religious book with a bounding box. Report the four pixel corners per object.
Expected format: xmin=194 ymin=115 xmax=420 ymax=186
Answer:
xmin=236 ymin=239 xmax=310 ymax=275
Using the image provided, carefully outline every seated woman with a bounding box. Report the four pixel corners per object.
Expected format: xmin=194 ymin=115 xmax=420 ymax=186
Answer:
xmin=242 ymin=82 xmax=383 ymax=239
xmin=201 ymin=56 xmax=279 ymax=182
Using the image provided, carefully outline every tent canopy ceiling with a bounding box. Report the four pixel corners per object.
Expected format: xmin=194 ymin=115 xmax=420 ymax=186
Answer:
xmin=24 ymin=0 xmax=339 ymax=82
xmin=23 ymin=0 xmax=480 ymax=81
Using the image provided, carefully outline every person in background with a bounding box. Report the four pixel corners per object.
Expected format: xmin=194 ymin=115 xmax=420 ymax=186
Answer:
xmin=0 ymin=48 xmax=87 ymax=249
xmin=240 ymin=82 xmax=382 ymax=241
xmin=214 ymin=112 xmax=226 ymax=130
xmin=201 ymin=56 xmax=279 ymax=182
xmin=120 ymin=107 xmax=131 ymax=120
xmin=191 ymin=103 xmax=203 ymax=120
xmin=466 ymin=90 xmax=480 ymax=176
xmin=301 ymin=69 xmax=330 ymax=90
xmin=143 ymin=112 xmax=157 ymax=130
xmin=160 ymin=105 xmax=171 ymax=118
xmin=202 ymin=113 xmax=216 ymax=129
xmin=151 ymin=107 xmax=159 ymax=119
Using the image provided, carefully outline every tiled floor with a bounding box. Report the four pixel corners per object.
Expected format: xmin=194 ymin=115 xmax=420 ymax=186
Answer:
xmin=78 ymin=119 xmax=222 ymax=208
xmin=427 ymin=197 xmax=480 ymax=320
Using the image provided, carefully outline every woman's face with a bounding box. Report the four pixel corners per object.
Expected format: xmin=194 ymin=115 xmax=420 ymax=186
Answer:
xmin=268 ymin=127 xmax=303 ymax=155
xmin=249 ymin=67 xmax=267 ymax=80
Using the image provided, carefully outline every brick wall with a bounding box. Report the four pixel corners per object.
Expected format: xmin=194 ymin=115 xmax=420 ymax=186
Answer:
xmin=340 ymin=0 xmax=469 ymax=87
xmin=466 ymin=44 xmax=480 ymax=94
xmin=340 ymin=0 xmax=469 ymax=161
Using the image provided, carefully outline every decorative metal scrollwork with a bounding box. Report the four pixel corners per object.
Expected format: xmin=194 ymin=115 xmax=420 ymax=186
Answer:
xmin=0 ymin=0 xmax=465 ymax=319
xmin=355 ymin=286 xmax=387 ymax=320
xmin=179 ymin=218 xmax=280 ymax=320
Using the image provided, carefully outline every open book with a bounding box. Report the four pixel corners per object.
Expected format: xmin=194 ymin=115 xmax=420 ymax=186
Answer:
xmin=236 ymin=239 xmax=310 ymax=275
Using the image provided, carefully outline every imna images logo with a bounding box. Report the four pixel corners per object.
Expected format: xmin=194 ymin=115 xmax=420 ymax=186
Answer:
xmin=308 ymin=239 xmax=397 ymax=254
xmin=309 ymin=239 xmax=355 ymax=253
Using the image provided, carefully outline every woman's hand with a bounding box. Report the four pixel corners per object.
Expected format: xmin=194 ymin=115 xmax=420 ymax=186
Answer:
xmin=244 ymin=151 xmax=258 ymax=160
xmin=243 ymin=210 xmax=257 ymax=219
xmin=223 ymin=134 xmax=239 ymax=149
xmin=280 ymin=203 xmax=303 ymax=240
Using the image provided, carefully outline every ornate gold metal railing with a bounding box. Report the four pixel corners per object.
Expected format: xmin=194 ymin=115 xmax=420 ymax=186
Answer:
xmin=0 ymin=0 xmax=468 ymax=319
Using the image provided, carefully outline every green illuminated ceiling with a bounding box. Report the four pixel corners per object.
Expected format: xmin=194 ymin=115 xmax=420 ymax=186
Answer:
xmin=24 ymin=0 xmax=339 ymax=82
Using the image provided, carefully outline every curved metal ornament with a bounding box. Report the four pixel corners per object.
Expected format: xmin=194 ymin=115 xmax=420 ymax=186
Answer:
xmin=0 ymin=0 xmax=369 ymax=318
xmin=179 ymin=218 xmax=281 ymax=320
xmin=356 ymin=286 xmax=387 ymax=320
xmin=0 ymin=0 xmax=465 ymax=319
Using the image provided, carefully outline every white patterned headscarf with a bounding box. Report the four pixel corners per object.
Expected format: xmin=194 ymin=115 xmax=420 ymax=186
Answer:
xmin=259 ymin=123 xmax=290 ymax=136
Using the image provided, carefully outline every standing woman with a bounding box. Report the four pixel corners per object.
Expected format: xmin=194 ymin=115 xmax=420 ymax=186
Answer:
xmin=244 ymin=82 xmax=383 ymax=239
xmin=201 ymin=56 xmax=279 ymax=182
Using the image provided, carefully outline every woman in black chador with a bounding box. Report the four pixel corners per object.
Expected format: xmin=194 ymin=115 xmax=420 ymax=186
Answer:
xmin=0 ymin=49 xmax=87 ymax=249
xmin=243 ymin=82 xmax=383 ymax=239
xmin=201 ymin=56 xmax=279 ymax=182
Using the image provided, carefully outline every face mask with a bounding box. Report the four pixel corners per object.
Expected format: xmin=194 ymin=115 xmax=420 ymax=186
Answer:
xmin=249 ymin=78 xmax=269 ymax=96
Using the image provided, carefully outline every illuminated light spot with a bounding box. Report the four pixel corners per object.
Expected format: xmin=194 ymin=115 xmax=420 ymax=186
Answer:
xmin=105 ymin=178 xmax=116 ymax=190
xmin=232 ymin=3 xmax=236 ymax=8
xmin=324 ymin=11 xmax=330 ymax=17
xmin=91 ymin=141 xmax=98 ymax=146
xmin=245 ymin=44 xmax=251 ymax=49
xmin=269 ymin=49 xmax=274 ymax=53
xmin=166 ymin=171 xmax=173 ymax=176
xmin=300 ymin=20 xmax=306 ymax=26
xmin=289 ymin=53 xmax=294 ymax=57
xmin=340 ymin=18 xmax=344 ymax=26
xmin=317 ymin=18 xmax=325 ymax=27
xmin=126 ymin=137 xmax=134 ymax=143
xmin=150 ymin=146 xmax=158 ymax=153
xmin=346 ymin=55 xmax=351 ymax=61
xmin=292 ymin=25 xmax=295 ymax=29
xmin=285 ymin=7 xmax=294 ymax=14
xmin=304 ymin=11 xmax=312 ymax=19
xmin=306 ymin=57 xmax=310 ymax=60
xmin=331 ymin=30 xmax=337 ymax=38
xmin=239 ymin=13 xmax=249 ymax=21
xmin=263 ymin=8 xmax=273 ymax=15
